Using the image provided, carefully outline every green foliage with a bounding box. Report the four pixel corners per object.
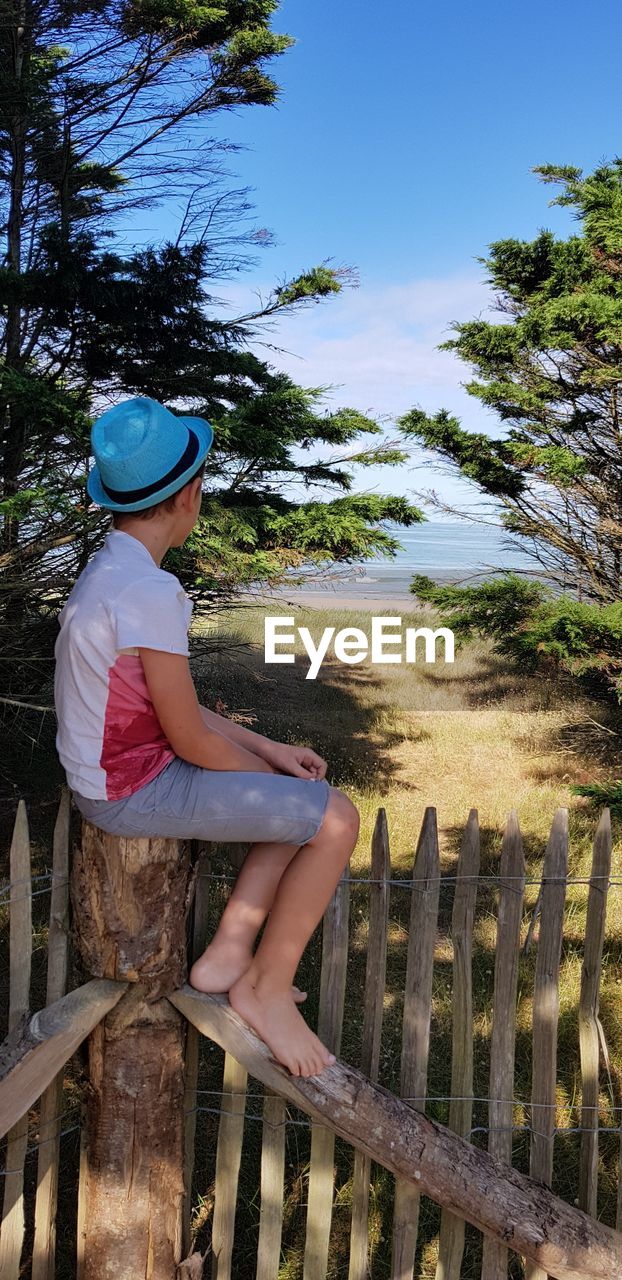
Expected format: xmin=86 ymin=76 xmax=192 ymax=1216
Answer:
xmin=411 ymin=573 xmax=622 ymax=700
xmin=410 ymin=573 xmax=546 ymax=652
xmin=273 ymin=267 xmax=343 ymax=307
xmin=121 ymin=0 xmax=293 ymax=101
xmin=571 ymin=780 xmax=622 ymax=813
xmin=504 ymin=442 xmax=589 ymax=486
xmin=168 ymin=494 xmax=423 ymax=597
xmin=399 ymin=408 xmax=525 ymax=498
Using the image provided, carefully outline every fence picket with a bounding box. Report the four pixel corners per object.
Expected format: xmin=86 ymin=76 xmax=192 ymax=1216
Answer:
xmin=579 ymin=808 xmax=612 ymax=1218
xmin=211 ymin=1052 xmax=248 ymax=1280
xmin=31 ymin=789 xmax=71 ymax=1280
xmin=183 ymin=842 xmax=213 ymax=1256
xmin=303 ymin=866 xmax=351 ymax=1280
xmin=348 ymin=809 xmax=391 ymax=1280
xmin=435 ymin=808 xmax=480 ymax=1280
xmin=525 ymin=808 xmax=568 ymax=1280
xmin=76 ymin=1110 xmax=88 ymax=1280
xmin=256 ymin=1090 xmax=286 ymax=1280
xmin=481 ymin=809 xmax=525 ymax=1280
xmin=391 ymin=806 xmax=441 ymax=1280
xmin=0 ymin=801 xmax=33 ymax=1280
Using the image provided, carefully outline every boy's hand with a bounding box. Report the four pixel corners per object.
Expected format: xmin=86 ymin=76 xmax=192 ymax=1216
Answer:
xmin=265 ymin=742 xmax=327 ymax=781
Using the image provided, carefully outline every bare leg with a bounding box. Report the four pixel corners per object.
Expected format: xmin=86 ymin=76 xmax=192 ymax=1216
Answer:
xmin=229 ymin=788 xmax=360 ymax=1077
xmin=189 ymin=839 xmax=305 ymax=995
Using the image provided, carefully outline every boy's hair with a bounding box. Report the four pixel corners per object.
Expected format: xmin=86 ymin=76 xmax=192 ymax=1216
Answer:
xmin=110 ymin=460 xmax=206 ymax=527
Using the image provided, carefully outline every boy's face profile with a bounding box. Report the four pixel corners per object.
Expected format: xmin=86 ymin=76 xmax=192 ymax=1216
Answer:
xmin=155 ymin=473 xmax=203 ymax=547
xmin=112 ymin=472 xmax=203 ymax=549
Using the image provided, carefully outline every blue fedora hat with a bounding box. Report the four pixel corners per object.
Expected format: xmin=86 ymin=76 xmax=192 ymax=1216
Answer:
xmin=87 ymin=397 xmax=214 ymax=513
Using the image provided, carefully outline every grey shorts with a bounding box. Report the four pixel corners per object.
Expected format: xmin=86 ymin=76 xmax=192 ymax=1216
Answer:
xmin=72 ymin=755 xmax=332 ymax=845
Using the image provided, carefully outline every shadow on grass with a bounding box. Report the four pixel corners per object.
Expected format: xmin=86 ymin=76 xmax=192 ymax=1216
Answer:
xmin=417 ymin=645 xmax=621 ymax=724
xmin=416 ymin=646 xmax=622 ymax=802
xmin=192 ymin=622 xmax=431 ymax=795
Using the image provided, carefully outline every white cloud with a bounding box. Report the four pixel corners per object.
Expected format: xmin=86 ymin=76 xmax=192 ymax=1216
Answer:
xmin=219 ymin=271 xmax=496 ymax=414
xmin=214 ymin=271 xmax=505 ymax=513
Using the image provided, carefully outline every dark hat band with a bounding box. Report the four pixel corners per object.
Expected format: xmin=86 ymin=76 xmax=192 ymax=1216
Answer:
xmin=99 ymin=427 xmax=200 ymax=504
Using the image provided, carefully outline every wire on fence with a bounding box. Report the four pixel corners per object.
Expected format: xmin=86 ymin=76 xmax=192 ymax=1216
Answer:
xmin=4 ymin=869 xmax=622 ymax=898
xmin=0 ymin=1125 xmax=81 ymax=1174
xmin=192 ymin=1089 xmax=622 ymax=1114
xmin=3 ymin=1088 xmax=622 ymax=1178
xmin=200 ymin=872 xmax=622 ymax=887
xmin=3 ymin=864 xmax=622 ymax=904
xmin=185 ymin=1105 xmax=622 ymax=1139
xmin=0 ymin=871 xmax=70 ymax=898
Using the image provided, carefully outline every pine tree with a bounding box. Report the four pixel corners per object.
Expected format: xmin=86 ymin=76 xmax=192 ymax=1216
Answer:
xmin=399 ymin=161 xmax=622 ymax=603
xmin=0 ymin=2 xmax=421 ymax=699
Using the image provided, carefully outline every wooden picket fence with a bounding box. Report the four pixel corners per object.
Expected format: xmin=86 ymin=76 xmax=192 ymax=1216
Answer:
xmin=0 ymin=789 xmax=620 ymax=1279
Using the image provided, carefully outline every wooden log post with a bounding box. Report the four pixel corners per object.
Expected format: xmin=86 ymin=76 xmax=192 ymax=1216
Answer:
xmin=70 ymin=819 xmax=199 ymax=1280
xmin=303 ymin=866 xmax=350 ymax=1280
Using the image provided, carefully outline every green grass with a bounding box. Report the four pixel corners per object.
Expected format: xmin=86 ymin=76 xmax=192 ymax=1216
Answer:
xmin=1 ymin=599 xmax=621 ymax=1279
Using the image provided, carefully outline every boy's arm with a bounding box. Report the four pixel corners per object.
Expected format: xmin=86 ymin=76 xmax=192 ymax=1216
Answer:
xmin=198 ymin=705 xmax=272 ymax=758
xmin=139 ymin=649 xmax=276 ymax=774
xmin=199 ymin=704 xmax=327 ymax=781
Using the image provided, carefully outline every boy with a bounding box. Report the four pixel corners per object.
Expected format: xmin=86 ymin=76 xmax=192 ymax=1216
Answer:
xmin=54 ymin=397 xmax=360 ymax=1078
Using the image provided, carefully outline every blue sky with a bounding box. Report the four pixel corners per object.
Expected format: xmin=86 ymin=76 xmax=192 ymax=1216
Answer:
xmin=137 ymin=0 xmax=622 ymax=516
xmin=213 ymin=0 xmax=611 ymax=280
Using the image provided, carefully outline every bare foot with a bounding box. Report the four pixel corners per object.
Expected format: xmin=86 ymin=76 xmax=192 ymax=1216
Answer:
xmin=229 ymin=971 xmax=336 ymax=1077
xmin=189 ymin=941 xmax=306 ymax=1003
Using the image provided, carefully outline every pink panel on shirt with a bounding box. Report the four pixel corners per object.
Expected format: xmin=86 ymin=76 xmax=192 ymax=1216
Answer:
xmin=100 ymin=655 xmax=175 ymax=800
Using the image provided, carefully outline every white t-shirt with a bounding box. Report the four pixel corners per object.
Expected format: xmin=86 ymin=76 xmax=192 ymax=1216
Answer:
xmin=54 ymin=529 xmax=193 ymax=800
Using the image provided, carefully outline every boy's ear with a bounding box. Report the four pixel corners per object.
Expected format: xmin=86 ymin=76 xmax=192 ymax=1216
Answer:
xmin=190 ymin=473 xmax=203 ymax=503
xmin=175 ymin=475 xmax=200 ymax=510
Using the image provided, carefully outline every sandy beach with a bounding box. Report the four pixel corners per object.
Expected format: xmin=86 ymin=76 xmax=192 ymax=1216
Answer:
xmin=237 ymin=588 xmax=425 ymax=612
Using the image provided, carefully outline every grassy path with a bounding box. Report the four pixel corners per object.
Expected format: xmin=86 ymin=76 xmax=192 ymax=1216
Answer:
xmin=194 ymin=602 xmax=621 ymax=870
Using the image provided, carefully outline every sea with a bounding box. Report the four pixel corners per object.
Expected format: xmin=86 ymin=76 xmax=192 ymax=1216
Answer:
xmin=283 ymin=521 xmax=541 ymax=600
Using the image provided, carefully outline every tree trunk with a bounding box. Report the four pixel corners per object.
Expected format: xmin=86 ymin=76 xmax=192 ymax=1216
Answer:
xmin=70 ymin=821 xmax=198 ymax=1280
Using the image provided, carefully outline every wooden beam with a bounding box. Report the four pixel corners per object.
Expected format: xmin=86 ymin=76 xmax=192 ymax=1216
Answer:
xmin=169 ymin=985 xmax=622 ymax=1280
xmin=0 ymin=979 xmax=128 ymax=1139
xmin=435 ymin=806 xmax=480 ymax=1280
xmin=482 ymin=807 xmax=526 ymax=1280
xmin=348 ymin=807 xmax=390 ymax=1280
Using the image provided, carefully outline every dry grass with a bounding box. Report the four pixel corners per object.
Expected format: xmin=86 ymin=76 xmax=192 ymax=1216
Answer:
xmin=185 ymin=602 xmax=622 ymax=1279
xmin=192 ymin=603 xmax=621 ymax=865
